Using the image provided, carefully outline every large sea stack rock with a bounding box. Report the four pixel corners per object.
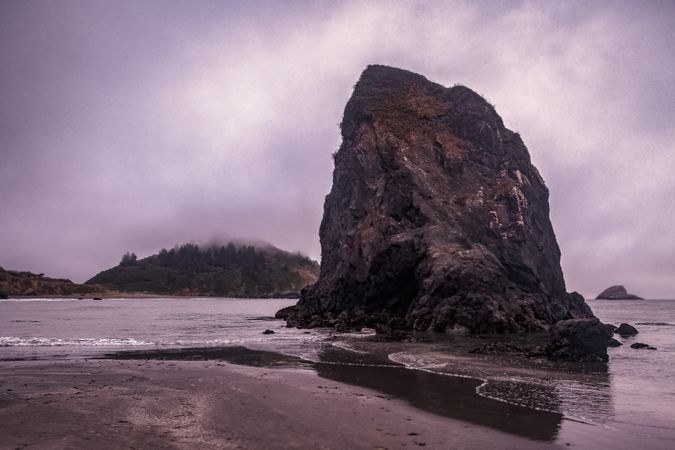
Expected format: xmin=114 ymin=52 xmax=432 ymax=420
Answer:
xmin=280 ymin=65 xmax=594 ymax=333
xmin=595 ymin=285 xmax=643 ymax=300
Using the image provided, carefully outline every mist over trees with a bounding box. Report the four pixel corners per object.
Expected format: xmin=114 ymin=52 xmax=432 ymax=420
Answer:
xmin=156 ymin=243 xmax=266 ymax=270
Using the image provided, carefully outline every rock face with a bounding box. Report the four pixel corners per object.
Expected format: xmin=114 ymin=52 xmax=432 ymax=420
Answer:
xmin=596 ymin=285 xmax=643 ymax=300
xmin=546 ymin=318 xmax=612 ymax=362
xmin=280 ymin=65 xmax=594 ymax=333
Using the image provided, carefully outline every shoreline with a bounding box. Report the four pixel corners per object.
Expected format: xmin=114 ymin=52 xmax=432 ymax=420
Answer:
xmin=1 ymin=343 xmax=670 ymax=449
xmin=0 ymin=358 xmax=554 ymax=449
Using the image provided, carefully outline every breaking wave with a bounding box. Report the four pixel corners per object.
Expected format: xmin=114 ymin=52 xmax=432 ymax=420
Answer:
xmin=0 ymin=336 xmax=153 ymax=347
xmin=0 ymin=334 xmax=322 ymax=348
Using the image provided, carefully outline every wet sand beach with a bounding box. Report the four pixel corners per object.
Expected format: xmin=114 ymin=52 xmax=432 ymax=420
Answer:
xmin=2 ymin=298 xmax=674 ymax=449
xmin=0 ymin=358 xmax=560 ymax=450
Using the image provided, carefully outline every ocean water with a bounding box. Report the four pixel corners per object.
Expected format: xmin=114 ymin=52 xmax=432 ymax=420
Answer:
xmin=0 ymin=297 xmax=326 ymax=361
xmin=1 ymin=297 xmax=673 ymax=448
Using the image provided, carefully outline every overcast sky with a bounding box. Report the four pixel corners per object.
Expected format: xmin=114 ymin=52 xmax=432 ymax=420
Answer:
xmin=1 ymin=0 xmax=673 ymax=298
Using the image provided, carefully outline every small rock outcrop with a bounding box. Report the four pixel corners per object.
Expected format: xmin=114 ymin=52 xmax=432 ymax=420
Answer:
xmin=596 ymin=285 xmax=643 ymax=300
xmin=546 ymin=318 xmax=612 ymax=362
xmin=615 ymin=323 xmax=639 ymax=336
xmin=608 ymin=338 xmax=622 ymax=347
xmin=630 ymin=342 xmax=656 ymax=350
xmin=280 ymin=65 xmax=594 ymax=334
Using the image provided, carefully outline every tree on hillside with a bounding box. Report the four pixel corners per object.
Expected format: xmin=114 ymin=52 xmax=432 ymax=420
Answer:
xmin=120 ymin=252 xmax=137 ymax=266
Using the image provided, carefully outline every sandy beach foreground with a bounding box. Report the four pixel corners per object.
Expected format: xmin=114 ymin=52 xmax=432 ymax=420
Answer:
xmin=0 ymin=358 xmax=556 ymax=450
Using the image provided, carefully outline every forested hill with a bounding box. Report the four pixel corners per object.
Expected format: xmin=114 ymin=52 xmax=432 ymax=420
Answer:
xmin=86 ymin=242 xmax=319 ymax=297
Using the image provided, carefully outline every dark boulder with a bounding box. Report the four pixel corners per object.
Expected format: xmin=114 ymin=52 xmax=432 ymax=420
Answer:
xmin=596 ymin=285 xmax=643 ymax=300
xmin=630 ymin=342 xmax=656 ymax=350
xmin=279 ymin=65 xmax=595 ymax=334
xmin=262 ymin=329 xmax=275 ymax=335
xmin=616 ymin=323 xmax=638 ymax=336
xmin=608 ymin=338 xmax=623 ymax=347
xmin=546 ymin=318 xmax=612 ymax=362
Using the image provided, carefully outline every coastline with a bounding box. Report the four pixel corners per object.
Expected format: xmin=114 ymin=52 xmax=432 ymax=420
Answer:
xmin=0 ymin=358 xmax=552 ymax=449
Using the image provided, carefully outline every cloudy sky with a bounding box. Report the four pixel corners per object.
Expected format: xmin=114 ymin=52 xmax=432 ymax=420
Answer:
xmin=1 ymin=0 xmax=673 ymax=298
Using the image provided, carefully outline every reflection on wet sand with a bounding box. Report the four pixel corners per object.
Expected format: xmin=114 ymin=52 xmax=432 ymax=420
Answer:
xmin=315 ymin=346 xmax=565 ymax=442
xmin=336 ymin=333 xmax=614 ymax=429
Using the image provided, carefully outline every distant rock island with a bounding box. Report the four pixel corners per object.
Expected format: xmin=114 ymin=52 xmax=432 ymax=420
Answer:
xmin=279 ymin=65 xmax=594 ymax=334
xmin=596 ymin=285 xmax=644 ymax=300
xmin=0 ymin=266 xmax=105 ymax=298
xmin=87 ymin=242 xmax=319 ymax=298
